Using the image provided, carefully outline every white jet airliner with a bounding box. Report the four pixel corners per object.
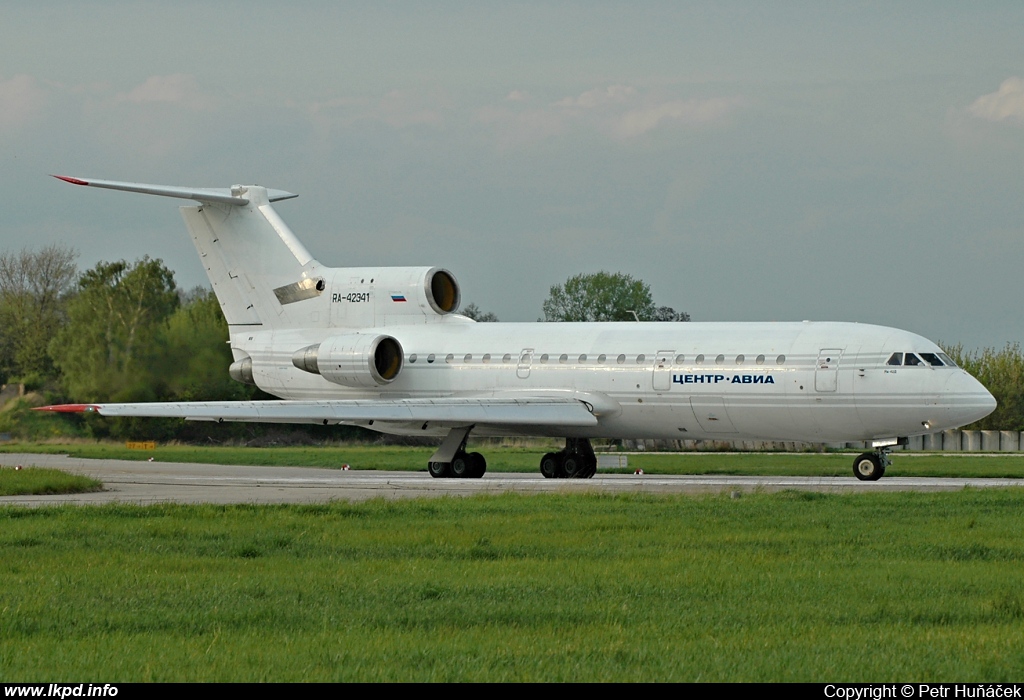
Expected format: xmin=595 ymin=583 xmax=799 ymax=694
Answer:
xmin=38 ymin=176 xmax=996 ymax=481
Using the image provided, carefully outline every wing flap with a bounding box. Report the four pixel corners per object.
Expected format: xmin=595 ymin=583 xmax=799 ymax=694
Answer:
xmin=35 ymin=397 xmax=598 ymax=427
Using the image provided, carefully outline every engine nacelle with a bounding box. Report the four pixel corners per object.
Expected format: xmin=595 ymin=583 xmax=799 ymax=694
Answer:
xmin=292 ymin=333 xmax=403 ymax=388
xmin=326 ymin=266 xmax=461 ymax=325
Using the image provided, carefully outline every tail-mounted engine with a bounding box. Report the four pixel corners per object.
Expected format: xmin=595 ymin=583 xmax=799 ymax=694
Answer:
xmin=292 ymin=333 xmax=403 ymax=388
xmin=326 ymin=266 xmax=461 ymax=326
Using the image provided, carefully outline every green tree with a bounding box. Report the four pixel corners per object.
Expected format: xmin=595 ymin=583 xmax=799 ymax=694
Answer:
xmin=50 ymin=257 xmax=179 ymax=402
xmin=163 ymin=286 xmax=251 ymax=401
xmin=542 ymin=271 xmax=686 ymax=322
xmin=461 ymin=303 xmax=499 ymax=322
xmin=0 ymin=244 xmax=77 ymax=384
xmin=944 ymin=342 xmax=1024 ymax=430
xmin=653 ymin=306 xmax=691 ymax=322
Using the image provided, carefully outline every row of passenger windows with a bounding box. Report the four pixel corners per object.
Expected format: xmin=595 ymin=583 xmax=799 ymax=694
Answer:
xmin=406 ymin=353 xmax=788 ymax=366
xmin=886 ymin=352 xmax=957 ymax=367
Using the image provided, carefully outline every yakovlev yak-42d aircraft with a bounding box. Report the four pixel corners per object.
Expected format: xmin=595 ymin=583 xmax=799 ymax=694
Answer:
xmin=39 ymin=176 xmax=996 ymax=481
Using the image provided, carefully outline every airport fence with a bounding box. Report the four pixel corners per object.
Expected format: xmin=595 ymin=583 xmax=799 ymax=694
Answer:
xmin=623 ymin=430 xmax=1024 ymax=453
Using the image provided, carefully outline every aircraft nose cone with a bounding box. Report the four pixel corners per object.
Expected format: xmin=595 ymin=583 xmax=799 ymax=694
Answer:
xmin=943 ymin=370 xmax=997 ymax=427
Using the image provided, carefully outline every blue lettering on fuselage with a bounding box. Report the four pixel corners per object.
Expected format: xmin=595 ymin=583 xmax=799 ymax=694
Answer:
xmin=672 ymin=374 xmax=775 ymax=385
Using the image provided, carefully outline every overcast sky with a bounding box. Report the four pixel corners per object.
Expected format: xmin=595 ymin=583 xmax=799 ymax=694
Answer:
xmin=3 ymin=2 xmax=1023 ymax=349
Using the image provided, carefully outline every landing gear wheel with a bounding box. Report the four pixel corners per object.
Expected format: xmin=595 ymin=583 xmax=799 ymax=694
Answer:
xmin=562 ymin=453 xmax=584 ymax=478
xmin=451 ymin=453 xmax=471 ymax=478
xmin=853 ymin=453 xmax=884 ymax=481
xmin=540 ymin=452 xmax=561 ymax=479
xmin=428 ymin=461 xmax=450 ymax=478
xmin=467 ymin=452 xmax=486 ymax=478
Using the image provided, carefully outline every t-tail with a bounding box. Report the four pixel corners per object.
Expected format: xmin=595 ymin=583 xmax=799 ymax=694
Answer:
xmin=53 ymin=176 xmax=463 ymax=332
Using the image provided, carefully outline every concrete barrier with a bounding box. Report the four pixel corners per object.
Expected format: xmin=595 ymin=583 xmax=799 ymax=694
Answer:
xmin=963 ymin=430 xmax=982 ymax=451
xmin=943 ymin=430 xmax=962 ymax=451
xmin=1000 ymin=431 xmax=1020 ymax=451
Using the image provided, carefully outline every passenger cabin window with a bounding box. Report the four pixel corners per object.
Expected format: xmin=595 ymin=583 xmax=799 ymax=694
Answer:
xmin=887 ymin=353 xmax=903 ymax=366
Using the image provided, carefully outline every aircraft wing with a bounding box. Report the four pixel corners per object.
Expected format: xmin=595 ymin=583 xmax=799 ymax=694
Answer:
xmin=35 ymin=397 xmax=598 ymax=427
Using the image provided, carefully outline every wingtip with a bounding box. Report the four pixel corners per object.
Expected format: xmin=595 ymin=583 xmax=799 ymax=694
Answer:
xmin=52 ymin=175 xmax=89 ymax=186
xmin=33 ymin=403 xmax=100 ymax=414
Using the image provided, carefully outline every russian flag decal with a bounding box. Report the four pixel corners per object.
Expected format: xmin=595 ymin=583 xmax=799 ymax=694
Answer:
xmin=391 ymin=294 xmax=407 ymax=302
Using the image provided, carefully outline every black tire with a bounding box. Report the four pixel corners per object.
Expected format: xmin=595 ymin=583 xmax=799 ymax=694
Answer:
xmin=428 ymin=461 xmax=450 ymax=478
xmin=562 ymin=453 xmax=583 ymax=478
xmin=540 ymin=452 xmax=561 ymax=479
xmin=583 ymin=454 xmax=598 ymax=478
xmin=468 ymin=452 xmax=486 ymax=478
xmin=853 ymin=453 xmax=883 ymax=481
xmin=451 ymin=453 xmax=471 ymax=478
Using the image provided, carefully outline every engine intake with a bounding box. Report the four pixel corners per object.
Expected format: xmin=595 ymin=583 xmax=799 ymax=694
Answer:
xmin=292 ymin=334 xmax=403 ymax=388
xmin=426 ymin=268 xmax=460 ymax=314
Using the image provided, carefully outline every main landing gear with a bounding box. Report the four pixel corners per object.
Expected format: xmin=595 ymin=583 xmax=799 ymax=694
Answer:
xmin=428 ymin=426 xmax=486 ymax=479
xmin=539 ymin=438 xmax=597 ymax=479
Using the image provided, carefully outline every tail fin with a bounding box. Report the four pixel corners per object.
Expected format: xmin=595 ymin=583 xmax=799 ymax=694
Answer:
xmin=55 ymin=176 xmax=323 ymax=330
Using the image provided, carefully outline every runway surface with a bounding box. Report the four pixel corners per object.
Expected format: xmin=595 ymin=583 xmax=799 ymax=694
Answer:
xmin=1 ymin=452 xmax=1022 ymax=506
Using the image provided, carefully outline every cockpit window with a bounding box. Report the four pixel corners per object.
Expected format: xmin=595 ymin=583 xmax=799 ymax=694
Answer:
xmin=886 ymin=353 xmax=903 ymax=366
xmin=938 ymin=353 xmax=957 ymax=368
xmin=903 ymin=353 xmax=923 ymax=366
xmin=919 ymin=352 xmax=944 ymax=367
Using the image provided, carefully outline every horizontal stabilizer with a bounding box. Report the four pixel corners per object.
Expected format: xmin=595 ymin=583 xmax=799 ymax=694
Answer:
xmin=52 ymin=175 xmax=298 ymax=205
xmin=35 ymin=397 xmax=598 ymax=427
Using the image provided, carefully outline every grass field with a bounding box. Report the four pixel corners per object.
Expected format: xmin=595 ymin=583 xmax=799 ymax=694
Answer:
xmin=1 ymin=490 xmax=1023 ymax=681
xmin=3 ymin=441 xmax=1024 ymax=478
xmin=0 ymin=467 xmax=102 ymax=496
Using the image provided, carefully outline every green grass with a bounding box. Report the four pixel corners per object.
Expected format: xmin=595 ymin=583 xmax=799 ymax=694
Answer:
xmin=0 ymin=467 xmax=102 ymax=496
xmin=1 ymin=491 xmax=1023 ymax=681
xmin=3 ymin=441 xmax=1024 ymax=477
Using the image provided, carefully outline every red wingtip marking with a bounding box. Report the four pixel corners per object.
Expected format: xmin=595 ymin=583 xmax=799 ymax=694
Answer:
xmin=52 ymin=175 xmax=89 ymax=186
xmin=33 ymin=404 xmax=100 ymax=414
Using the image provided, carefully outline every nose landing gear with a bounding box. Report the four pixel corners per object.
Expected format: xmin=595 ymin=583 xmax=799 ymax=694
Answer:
xmin=852 ymin=451 xmax=888 ymax=481
xmin=853 ymin=438 xmax=906 ymax=481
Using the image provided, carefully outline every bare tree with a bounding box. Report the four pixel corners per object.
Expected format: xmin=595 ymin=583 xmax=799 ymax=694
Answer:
xmin=0 ymin=244 xmax=77 ymax=382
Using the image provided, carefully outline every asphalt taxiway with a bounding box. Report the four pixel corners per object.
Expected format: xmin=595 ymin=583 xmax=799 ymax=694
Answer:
xmin=0 ymin=452 xmax=1021 ymax=506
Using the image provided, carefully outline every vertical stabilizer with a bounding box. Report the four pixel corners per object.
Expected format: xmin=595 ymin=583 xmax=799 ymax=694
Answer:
xmin=179 ymin=186 xmax=324 ymax=329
